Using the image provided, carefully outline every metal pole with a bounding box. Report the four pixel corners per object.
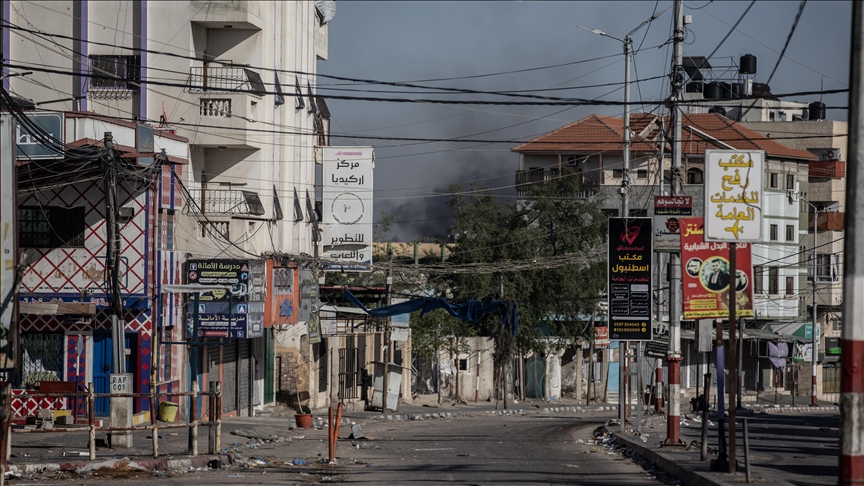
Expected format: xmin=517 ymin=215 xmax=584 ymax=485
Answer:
xmin=188 ymin=292 xmax=199 ymax=451
xmin=729 ymin=243 xmax=738 ymax=473
xmin=701 ymin=372 xmax=710 ymax=461
xmin=88 ymin=383 xmax=96 ymax=461
xmin=382 ymin=244 xmax=393 ymax=413
xmin=665 ymin=0 xmax=685 ymax=446
xmin=744 ymin=417 xmax=752 ymax=483
xmin=622 ymin=35 xmax=632 ymax=217
xmin=812 ymin=206 xmax=819 ymax=407
xmin=841 ymin=3 xmax=864 ymax=481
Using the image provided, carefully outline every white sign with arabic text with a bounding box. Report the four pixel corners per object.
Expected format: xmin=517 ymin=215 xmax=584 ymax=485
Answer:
xmin=704 ymin=150 xmax=764 ymax=242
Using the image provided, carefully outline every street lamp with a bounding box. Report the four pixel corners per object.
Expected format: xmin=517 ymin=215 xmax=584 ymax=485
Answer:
xmin=578 ymin=11 xmax=662 ymax=219
xmin=792 ymin=191 xmax=838 ymax=407
xmin=579 ymin=11 xmax=663 ymax=425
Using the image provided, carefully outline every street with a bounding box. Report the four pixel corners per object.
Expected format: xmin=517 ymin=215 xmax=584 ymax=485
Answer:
xmin=10 ymin=412 xmax=667 ymax=485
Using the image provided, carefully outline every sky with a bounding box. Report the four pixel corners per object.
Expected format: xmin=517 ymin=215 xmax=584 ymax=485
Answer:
xmin=317 ymin=1 xmax=851 ymax=242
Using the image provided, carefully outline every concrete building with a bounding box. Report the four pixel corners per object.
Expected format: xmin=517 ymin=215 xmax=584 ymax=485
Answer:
xmin=2 ymin=1 xmax=334 ymax=417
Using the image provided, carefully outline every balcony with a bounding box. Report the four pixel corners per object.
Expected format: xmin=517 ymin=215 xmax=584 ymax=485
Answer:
xmin=188 ymin=66 xmax=266 ymax=95
xmin=515 ymin=169 xmax=596 ymax=198
xmin=186 ymin=189 xmax=265 ymax=217
xmin=809 ymin=160 xmax=845 ymax=179
xmin=808 ymin=211 xmax=845 ymax=231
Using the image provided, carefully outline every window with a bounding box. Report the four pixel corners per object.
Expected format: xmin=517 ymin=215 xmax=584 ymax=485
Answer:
xmin=636 ymin=169 xmax=648 ymax=179
xmin=800 ymin=246 xmax=808 ymax=268
xmin=166 ymin=211 xmax=174 ymax=251
xmin=19 ymin=206 xmax=85 ymax=248
xmin=686 ymin=168 xmax=704 ymax=184
xmin=769 ymin=173 xmax=779 ymax=189
xmin=612 ymin=169 xmax=623 ymax=178
xmin=754 ymin=266 xmax=764 ymax=293
xmin=786 ymin=174 xmax=795 ymax=191
xmin=810 ymin=254 xmax=840 ymax=282
xmin=89 ymin=55 xmax=141 ymax=91
xmin=786 ymin=225 xmax=795 ymax=242
xmin=770 ymin=224 xmax=778 ymax=241
xmin=19 ymin=333 xmax=64 ymax=387
xmin=785 ymin=276 xmax=794 ymax=295
xmin=458 ymin=358 xmax=469 ymax=372
xmin=768 ymin=267 xmax=779 ymax=294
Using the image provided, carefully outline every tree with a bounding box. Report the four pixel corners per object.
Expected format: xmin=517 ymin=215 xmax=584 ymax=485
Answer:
xmin=432 ymin=174 xmax=607 ymax=354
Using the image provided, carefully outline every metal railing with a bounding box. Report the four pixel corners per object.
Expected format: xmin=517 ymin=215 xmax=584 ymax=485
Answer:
xmin=188 ymin=66 xmax=251 ymax=93
xmin=515 ymin=169 xmax=597 ymax=198
xmin=186 ymin=189 xmax=266 ymax=216
xmin=10 ymin=381 xmax=222 ymax=460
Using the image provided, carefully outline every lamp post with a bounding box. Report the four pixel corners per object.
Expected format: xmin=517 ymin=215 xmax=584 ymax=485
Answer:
xmin=793 ymin=192 xmax=834 ymax=407
xmin=579 ymin=10 xmax=662 ymax=425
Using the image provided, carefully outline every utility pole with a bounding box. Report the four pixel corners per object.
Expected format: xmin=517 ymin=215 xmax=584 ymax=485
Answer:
xmin=811 ymin=205 xmax=819 ymax=407
xmin=103 ymin=132 xmax=125 ymax=375
xmin=664 ymin=0 xmax=685 ymax=446
xmin=500 ymin=275 xmax=507 ymax=410
xmin=840 ymin=2 xmax=864 ymax=482
xmin=381 ymin=243 xmax=393 ymax=413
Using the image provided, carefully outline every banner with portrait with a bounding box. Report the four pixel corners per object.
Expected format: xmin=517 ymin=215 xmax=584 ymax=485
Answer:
xmin=680 ymin=217 xmax=754 ymax=319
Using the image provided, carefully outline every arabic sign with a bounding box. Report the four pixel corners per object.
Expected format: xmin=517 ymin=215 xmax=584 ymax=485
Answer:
xmin=0 ymin=116 xmax=16 ymax=370
xmin=704 ymin=150 xmax=764 ymax=242
xmin=186 ymin=259 xmax=249 ymax=301
xmin=321 ymin=147 xmax=374 ymax=271
xmin=16 ymin=112 xmax=64 ymax=160
xmin=594 ymin=325 xmax=610 ymax=349
xmin=608 ymin=218 xmax=652 ymax=341
xmin=680 ymin=217 xmax=754 ymax=319
xmin=186 ymin=301 xmax=264 ymax=338
xmin=298 ymin=263 xmax=318 ymax=323
xmin=653 ymin=196 xmax=692 ymax=252
xmin=645 ymin=320 xmax=670 ymax=359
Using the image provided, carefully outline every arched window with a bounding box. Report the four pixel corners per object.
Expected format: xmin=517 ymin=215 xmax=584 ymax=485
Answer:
xmin=687 ymin=167 xmax=704 ymax=185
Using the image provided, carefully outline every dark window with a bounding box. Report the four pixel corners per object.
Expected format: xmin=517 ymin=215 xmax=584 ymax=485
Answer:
xmin=754 ymin=266 xmax=764 ymax=293
xmin=786 ymin=225 xmax=795 ymax=242
xmin=769 ymin=173 xmax=779 ymax=189
xmin=811 ymin=253 xmax=840 ymax=282
xmin=786 ymin=174 xmax=795 ymax=191
xmin=770 ymin=224 xmax=778 ymax=241
xmin=89 ymin=55 xmax=141 ymax=91
xmin=19 ymin=333 xmax=64 ymax=387
xmin=166 ymin=211 xmax=175 ymax=251
xmin=687 ymin=168 xmax=704 ymax=184
xmin=785 ymin=276 xmax=794 ymax=295
xmin=612 ymin=169 xmax=623 ymax=178
xmin=19 ymin=206 xmax=85 ymax=248
xmin=458 ymin=358 xmax=469 ymax=372
xmin=768 ymin=267 xmax=779 ymax=294
xmin=636 ymin=169 xmax=648 ymax=179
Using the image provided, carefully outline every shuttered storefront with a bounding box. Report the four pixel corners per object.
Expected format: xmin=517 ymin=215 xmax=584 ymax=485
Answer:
xmin=222 ymin=342 xmax=238 ymax=413
xmin=239 ymin=340 xmax=251 ymax=415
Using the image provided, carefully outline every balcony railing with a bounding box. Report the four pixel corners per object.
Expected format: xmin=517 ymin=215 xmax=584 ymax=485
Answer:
xmin=515 ymin=169 xmax=596 ymax=198
xmin=809 ymin=211 xmax=845 ymax=231
xmin=809 ymin=160 xmax=845 ymax=179
xmin=188 ymin=66 xmax=266 ymax=95
xmin=187 ymin=189 xmax=266 ymax=216
xmin=200 ymin=98 xmax=232 ymax=118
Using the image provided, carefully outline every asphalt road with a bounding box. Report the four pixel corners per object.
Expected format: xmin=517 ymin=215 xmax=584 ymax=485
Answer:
xmin=22 ymin=413 xmax=667 ymax=485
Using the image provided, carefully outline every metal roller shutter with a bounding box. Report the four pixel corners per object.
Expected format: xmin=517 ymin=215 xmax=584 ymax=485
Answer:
xmin=239 ymin=340 xmax=251 ymax=415
xmin=222 ymin=342 xmax=238 ymax=413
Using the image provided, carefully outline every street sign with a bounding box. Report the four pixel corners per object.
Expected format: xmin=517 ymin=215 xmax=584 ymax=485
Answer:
xmin=645 ymin=320 xmax=670 ymax=359
xmin=16 ymin=112 xmax=64 ymax=160
xmin=704 ymin=150 xmax=764 ymax=242
xmin=607 ymin=217 xmax=652 ymax=341
xmin=653 ymin=196 xmax=692 ymax=252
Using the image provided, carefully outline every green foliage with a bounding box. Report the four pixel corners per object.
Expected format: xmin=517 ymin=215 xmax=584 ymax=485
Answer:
xmin=431 ymin=175 xmax=607 ymax=354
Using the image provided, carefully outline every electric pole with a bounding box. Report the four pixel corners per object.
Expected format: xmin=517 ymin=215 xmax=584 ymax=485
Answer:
xmin=840 ymin=2 xmax=864 ymax=483
xmin=103 ymin=132 xmax=125 ymax=375
xmin=382 ymin=243 xmax=393 ymax=413
xmin=664 ymin=0 xmax=685 ymax=446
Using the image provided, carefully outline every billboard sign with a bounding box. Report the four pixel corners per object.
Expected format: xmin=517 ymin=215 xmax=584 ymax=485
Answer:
xmin=0 ymin=116 xmax=16 ymax=369
xmin=594 ymin=325 xmax=610 ymax=349
xmin=186 ymin=259 xmax=250 ymax=301
xmin=653 ymin=196 xmax=692 ymax=252
xmin=608 ymin=217 xmax=652 ymax=341
xmin=186 ymin=301 xmax=264 ymax=338
xmin=704 ymin=150 xmax=764 ymax=242
xmin=321 ymin=147 xmax=374 ymax=271
xmin=680 ymin=217 xmax=754 ymax=319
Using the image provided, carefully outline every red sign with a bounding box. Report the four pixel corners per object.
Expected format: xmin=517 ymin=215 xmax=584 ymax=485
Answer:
xmin=680 ymin=217 xmax=754 ymax=319
xmin=594 ymin=326 xmax=610 ymax=349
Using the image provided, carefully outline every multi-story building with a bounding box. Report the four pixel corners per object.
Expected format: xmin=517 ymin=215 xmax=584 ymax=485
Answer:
xmin=511 ymin=112 xmax=818 ymax=398
xmin=2 ymin=1 xmax=334 ymax=417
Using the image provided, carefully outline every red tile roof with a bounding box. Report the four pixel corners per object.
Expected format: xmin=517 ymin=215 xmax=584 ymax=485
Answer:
xmin=512 ymin=112 xmax=817 ymax=161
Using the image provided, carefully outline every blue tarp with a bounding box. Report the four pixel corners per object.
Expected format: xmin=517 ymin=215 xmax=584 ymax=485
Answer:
xmin=343 ymin=289 xmax=518 ymax=335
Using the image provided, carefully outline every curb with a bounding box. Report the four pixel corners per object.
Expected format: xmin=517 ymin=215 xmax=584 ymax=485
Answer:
xmin=612 ymin=431 xmax=796 ymax=486
xmin=5 ymin=454 xmax=234 ymax=476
